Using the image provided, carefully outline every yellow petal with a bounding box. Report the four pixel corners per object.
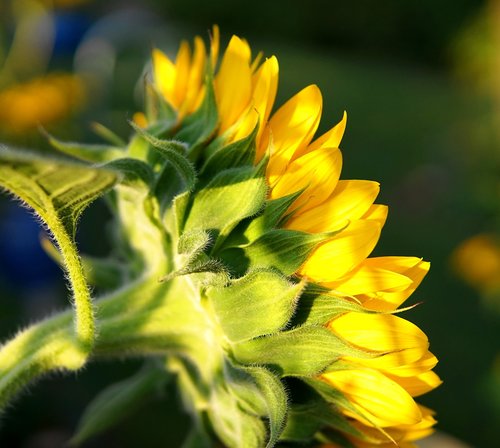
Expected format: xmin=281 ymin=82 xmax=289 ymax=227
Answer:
xmin=215 ymin=35 xmax=253 ymax=133
xmin=173 ymin=40 xmax=192 ymax=107
xmin=230 ymin=107 xmax=259 ymax=142
xmin=298 ymin=110 xmax=347 ymax=157
xmin=299 ymin=220 xmax=382 ymax=282
xmin=270 ymin=147 xmax=342 ymax=212
xmin=153 ymin=49 xmax=176 ymax=107
xmin=210 ymin=24 xmax=220 ymax=69
xmin=252 ymin=56 xmax=279 ymax=153
xmin=230 ymin=56 xmax=279 ymax=145
xmin=398 ymin=405 xmax=437 ymax=441
xmin=349 ymin=404 xmax=436 ymax=445
xmin=285 ymin=180 xmax=380 ymax=233
xmin=322 ymin=263 xmax=412 ymax=296
xmin=389 ymin=371 xmax=442 ymax=397
xmin=360 ymin=259 xmax=430 ymax=311
xmin=322 ymin=368 xmax=422 ymax=426
xmin=180 ymin=36 xmax=207 ymax=116
xmin=262 ymin=85 xmax=322 ymax=185
xmin=132 ymin=111 xmax=148 ymax=129
xmin=349 ymin=349 xmax=438 ymax=377
xmin=385 ymin=351 xmax=438 ymax=377
xmin=362 ymin=204 xmax=388 ymax=227
xmin=328 ymin=312 xmax=429 ymax=354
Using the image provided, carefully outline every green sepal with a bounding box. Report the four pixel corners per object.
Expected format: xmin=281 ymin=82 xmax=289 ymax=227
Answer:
xmin=219 ymin=229 xmax=328 ymax=277
xmin=175 ymin=71 xmax=218 ymax=150
xmin=172 ymin=190 xmax=191 ymax=237
xmin=130 ymin=121 xmax=196 ymax=192
xmin=233 ymin=326 xmax=355 ymax=376
xmin=208 ymin=270 xmax=303 ymax=342
xmin=244 ymin=366 xmax=289 ymax=448
xmin=280 ymin=400 xmax=359 ymax=446
xmin=200 ymin=125 xmax=257 ymax=179
xmin=70 ymin=364 xmax=169 ymax=446
xmin=184 ymin=166 xmax=267 ymax=244
xmin=208 ymin=382 xmax=267 ymax=448
xmin=302 ymin=377 xmax=378 ymax=430
xmin=44 ymin=131 xmax=125 ymax=163
xmin=223 ymin=362 xmax=268 ymax=417
xmin=105 ymin=157 xmax=154 ymax=192
xmin=293 ymin=290 xmax=367 ymax=326
xmin=243 ymin=191 xmax=302 ymax=242
xmin=178 ymin=228 xmax=212 ymax=255
xmin=279 ymin=403 xmax=323 ymax=442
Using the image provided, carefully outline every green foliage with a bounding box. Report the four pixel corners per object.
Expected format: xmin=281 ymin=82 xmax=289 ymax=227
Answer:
xmin=219 ymin=229 xmax=328 ymax=276
xmin=245 ymin=367 xmax=289 ymax=448
xmin=45 ymin=131 xmax=124 ymax=163
xmin=209 ymin=270 xmax=303 ymax=342
xmin=184 ymin=166 xmax=267 ymax=244
xmin=233 ymin=326 xmax=359 ymax=376
xmin=0 ymin=147 xmax=117 ymax=350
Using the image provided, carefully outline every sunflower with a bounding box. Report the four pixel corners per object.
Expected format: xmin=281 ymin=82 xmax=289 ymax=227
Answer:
xmin=151 ymin=27 xmax=441 ymax=446
xmin=0 ymin=26 xmax=440 ymax=448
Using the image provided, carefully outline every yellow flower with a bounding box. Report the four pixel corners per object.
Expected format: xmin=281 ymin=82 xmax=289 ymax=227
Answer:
xmin=152 ymin=29 xmax=440 ymax=445
xmin=452 ymin=233 xmax=500 ymax=293
xmin=0 ymin=74 xmax=85 ymax=134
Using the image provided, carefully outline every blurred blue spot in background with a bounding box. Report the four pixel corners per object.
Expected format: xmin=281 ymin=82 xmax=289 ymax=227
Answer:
xmin=53 ymin=12 xmax=92 ymax=56
xmin=0 ymin=203 xmax=60 ymax=290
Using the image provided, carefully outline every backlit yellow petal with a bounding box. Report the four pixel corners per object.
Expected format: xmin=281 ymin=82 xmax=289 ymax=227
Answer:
xmin=362 ymin=204 xmax=388 ymax=226
xmin=180 ymin=36 xmax=207 ymax=116
xmin=349 ymin=404 xmax=436 ymax=445
xmin=385 ymin=351 xmax=438 ymax=377
xmin=322 ymin=263 xmax=412 ymax=295
xmin=252 ymin=56 xmax=279 ymax=153
xmin=270 ymin=147 xmax=342 ymax=212
xmin=215 ymin=35 xmax=253 ymax=133
xmin=173 ymin=41 xmax=192 ymax=107
xmin=285 ymin=180 xmax=380 ymax=233
xmin=322 ymin=368 xmax=422 ymax=426
xmin=153 ymin=49 xmax=176 ymax=107
xmin=298 ymin=110 xmax=348 ymax=157
xmin=328 ymin=312 xmax=429 ymax=354
xmin=360 ymin=259 xmax=430 ymax=311
xmin=262 ymin=85 xmax=322 ymax=185
xmin=389 ymin=371 xmax=442 ymax=397
xmin=299 ymin=220 xmax=382 ymax=282
xmin=210 ymin=25 xmax=220 ymax=69
xmin=349 ymin=349 xmax=438 ymax=378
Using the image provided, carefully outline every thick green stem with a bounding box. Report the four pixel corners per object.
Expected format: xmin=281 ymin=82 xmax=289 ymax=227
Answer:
xmin=54 ymin=221 xmax=95 ymax=351
xmin=0 ymin=274 xmax=215 ymax=411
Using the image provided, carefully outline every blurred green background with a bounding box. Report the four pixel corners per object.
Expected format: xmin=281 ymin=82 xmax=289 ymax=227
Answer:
xmin=0 ymin=0 xmax=499 ymax=447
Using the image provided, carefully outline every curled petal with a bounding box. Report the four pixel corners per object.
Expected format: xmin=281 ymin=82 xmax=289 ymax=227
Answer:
xmin=215 ymin=35 xmax=253 ymax=133
xmin=263 ymin=85 xmax=323 ymax=185
xmin=388 ymin=371 xmax=443 ymax=397
xmin=328 ymin=312 xmax=429 ymax=354
xmin=270 ymin=147 xmax=342 ymax=212
xmin=285 ymin=179 xmax=380 ymax=233
xmin=299 ymin=220 xmax=382 ymax=282
xmin=322 ymin=368 xmax=422 ymax=427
